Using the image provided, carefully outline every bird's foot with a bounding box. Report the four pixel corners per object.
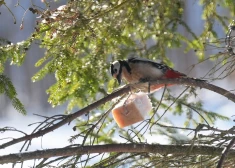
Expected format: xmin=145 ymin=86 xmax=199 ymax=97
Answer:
xmin=139 ymin=77 xmax=150 ymax=83
xmin=139 ymin=78 xmax=151 ymax=93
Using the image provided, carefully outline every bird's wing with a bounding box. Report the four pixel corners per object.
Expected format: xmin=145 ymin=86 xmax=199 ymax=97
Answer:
xmin=128 ymin=57 xmax=186 ymax=78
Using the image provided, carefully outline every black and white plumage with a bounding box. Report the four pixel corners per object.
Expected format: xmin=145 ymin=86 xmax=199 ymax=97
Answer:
xmin=110 ymin=57 xmax=197 ymax=92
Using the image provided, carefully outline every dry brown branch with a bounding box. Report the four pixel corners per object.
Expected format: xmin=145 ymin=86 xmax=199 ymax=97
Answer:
xmin=0 ymin=143 xmax=234 ymax=164
xmin=217 ymin=137 xmax=235 ymax=168
xmin=0 ymin=86 xmax=130 ymax=150
xmin=148 ymin=78 xmax=235 ymax=103
xmin=0 ymin=78 xmax=235 ymax=153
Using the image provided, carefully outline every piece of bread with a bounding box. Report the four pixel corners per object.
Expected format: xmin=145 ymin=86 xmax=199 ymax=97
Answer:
xmin=112 ymin=92 xmax=152 ymax=128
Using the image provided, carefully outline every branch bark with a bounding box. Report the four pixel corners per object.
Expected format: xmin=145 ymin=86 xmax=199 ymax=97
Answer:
xmin=217 ymin=137 xmax=235 ymax=168
xmin=0 ymin=86 xmax=130 ymax=150
xmin=0 ymin=78 xmax=234 ymax=150
xmin=149 ymin=78 xmax=235 ymax=103
xmin=0 ymin=143 xmax=234 ymax=164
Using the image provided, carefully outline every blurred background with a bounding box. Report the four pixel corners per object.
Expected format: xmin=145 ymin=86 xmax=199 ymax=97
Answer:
xmin=0 ymin=1 xmax=66 ymax=117
xmin=0 ymin=0 xmax=235 ymax=167
xmin=0 ymin=1 xmax=233 ymax=115
xmin=0 ymin=0 xmax=234 ymax=133
xmin=0 ymin=0 xmax=234 ymax=127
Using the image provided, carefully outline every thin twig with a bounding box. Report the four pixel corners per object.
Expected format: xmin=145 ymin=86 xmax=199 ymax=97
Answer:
xmin=0 ymin=86 xmax=130 ymax=150
xmin=147 ymin=78 xmax=235 ymax=102
xmin=3 ymin=4 xmax=16 ymax=24
xmin=216 ymin=136 xmax=235 ymax=168
xmin=0 ymin=78 xmax=234 ymax=150
xmin=150 ymin=87 xmax=189 ymax=128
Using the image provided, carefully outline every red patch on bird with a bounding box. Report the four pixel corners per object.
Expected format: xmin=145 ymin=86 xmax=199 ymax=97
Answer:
xmin=164 ymin=69 xmax=185 ymax=78
xmin=148 ymin=70 xmax=185 ymax=93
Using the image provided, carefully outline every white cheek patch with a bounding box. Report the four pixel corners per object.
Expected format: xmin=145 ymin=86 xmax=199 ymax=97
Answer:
xmin=113 ymin=61 xmax=120 ymax=73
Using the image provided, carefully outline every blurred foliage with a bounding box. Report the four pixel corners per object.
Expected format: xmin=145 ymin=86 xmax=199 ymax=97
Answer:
xmin=1 ymin=0 xmax=234 ymax=109
xmin=0 ymin=74 xmax=26 ymax=114
xmin=0 ymin=37 xmax=28 ymax=114
xmin=1 ymin=0 xmax=235 ymax=167
xmin=26 ymin=0 xmax=233 ymax=108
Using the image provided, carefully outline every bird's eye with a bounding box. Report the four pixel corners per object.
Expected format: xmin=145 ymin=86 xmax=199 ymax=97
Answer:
xmin=114 ymin=68 xmax=118 ymax=73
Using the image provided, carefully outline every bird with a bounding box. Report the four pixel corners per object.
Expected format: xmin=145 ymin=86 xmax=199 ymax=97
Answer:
xmin=110 ymin=57 xmax=204 ymax=92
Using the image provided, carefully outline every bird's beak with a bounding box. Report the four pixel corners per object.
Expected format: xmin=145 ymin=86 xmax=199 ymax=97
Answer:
xmin=116 ymin=73 xmax=122 ymax=85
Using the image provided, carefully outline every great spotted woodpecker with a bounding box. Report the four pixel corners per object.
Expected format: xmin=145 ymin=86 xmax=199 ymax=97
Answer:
xmin=110 ymin=57 xmax=202 ymax=92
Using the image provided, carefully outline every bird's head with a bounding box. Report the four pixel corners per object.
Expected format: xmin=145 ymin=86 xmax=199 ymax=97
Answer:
xmin=110 ymin=60 xmax=122 ymax=85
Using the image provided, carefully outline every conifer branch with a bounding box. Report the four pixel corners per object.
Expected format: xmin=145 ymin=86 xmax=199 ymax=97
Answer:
xmin=0 ymin=78 xmax=234 ymax=152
